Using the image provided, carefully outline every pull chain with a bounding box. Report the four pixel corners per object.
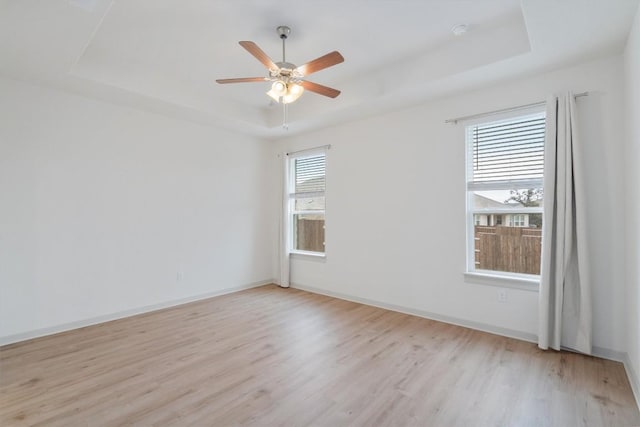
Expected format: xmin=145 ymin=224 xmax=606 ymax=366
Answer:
xmin=282 ymin=103 xmax=289 ymax=130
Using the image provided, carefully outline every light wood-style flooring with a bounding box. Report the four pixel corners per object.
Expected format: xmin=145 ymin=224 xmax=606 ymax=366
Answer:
xmin=1 ymin=285 xmax=639 ymax=426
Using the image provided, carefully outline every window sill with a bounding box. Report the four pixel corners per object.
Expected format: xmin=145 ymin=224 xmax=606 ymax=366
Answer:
xmin=290 ymin=251 xmax=326 ymax=262
xmin=464 ymin=272 xmax=539 ymax=291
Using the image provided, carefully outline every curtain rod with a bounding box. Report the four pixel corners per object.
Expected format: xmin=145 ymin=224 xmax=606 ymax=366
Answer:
xmin=286 ymin=144 xmax=331 ymax=156
xmin=445 ymin=92 xmax=589 ymax=124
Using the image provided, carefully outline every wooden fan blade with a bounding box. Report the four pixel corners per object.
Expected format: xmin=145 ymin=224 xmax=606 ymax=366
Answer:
xmin=296 ymin=51 xmax=344 ymax=76
xmin=239 ymin=41 xmax=278 ymax=70
xmin=216 ymin=77 xmax=267 ymax=84
xmin=300 ymin=80 xmax=341 ymax=98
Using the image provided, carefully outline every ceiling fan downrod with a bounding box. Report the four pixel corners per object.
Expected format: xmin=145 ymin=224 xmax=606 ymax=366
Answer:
xmin=277 ymin=25 xmax=290 ymax=63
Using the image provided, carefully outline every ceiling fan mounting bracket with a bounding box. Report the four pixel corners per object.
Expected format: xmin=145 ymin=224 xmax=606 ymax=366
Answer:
xmin=277 ymin=26 xmax=291 ymax=40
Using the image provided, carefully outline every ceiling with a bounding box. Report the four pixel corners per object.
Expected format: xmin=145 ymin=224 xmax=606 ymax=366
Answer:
xmin=1 ymin=0 xmax=638 ymax=139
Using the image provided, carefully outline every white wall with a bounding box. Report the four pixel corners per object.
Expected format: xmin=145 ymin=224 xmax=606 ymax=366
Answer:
xmin=277 ymin=55 xmax=627 ymax=354
xmin=0 ymin=77 xmax=277 ymax=342
xmin=0 ymin=51 xmax=631 ymax=368
xmin=624 ymin=4 xmax=640 ymax=403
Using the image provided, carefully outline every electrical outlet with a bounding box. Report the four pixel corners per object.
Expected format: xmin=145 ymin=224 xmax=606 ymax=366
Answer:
xmin=498 ymin=289 xmax=508 ymax=303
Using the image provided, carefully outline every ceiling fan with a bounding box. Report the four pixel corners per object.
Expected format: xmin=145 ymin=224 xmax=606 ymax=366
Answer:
xmin=216 ymin=26 xmax=344 ymax=104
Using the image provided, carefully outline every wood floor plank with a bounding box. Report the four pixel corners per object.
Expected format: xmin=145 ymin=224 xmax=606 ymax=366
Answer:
xmin=1 ymin=284 xmax=638 ymax=426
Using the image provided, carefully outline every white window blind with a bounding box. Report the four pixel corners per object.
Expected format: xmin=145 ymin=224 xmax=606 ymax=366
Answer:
xmin=469 ymin=113 xmax=545 ymax=184
xmin=293 ymin=155 xmax=326 ymax=195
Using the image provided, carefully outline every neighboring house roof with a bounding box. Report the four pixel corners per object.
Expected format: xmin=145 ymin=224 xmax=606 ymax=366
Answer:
xmin=473 ymin=194 xmax=543 ymax=211
xmin=473 ymin=194 xmax=515 ymax=210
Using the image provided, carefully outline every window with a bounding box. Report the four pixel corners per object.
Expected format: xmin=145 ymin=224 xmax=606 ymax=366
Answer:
xmin=288 ymin=151 xmax=326 ymax=255
xmin=512 ymin=214 xmax=526 ymax=227
xmin=466 ymin=110 xmax=545 ymax=278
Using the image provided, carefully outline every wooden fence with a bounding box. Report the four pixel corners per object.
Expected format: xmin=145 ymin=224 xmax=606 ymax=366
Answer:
xmin=297 ymin=219 xmax=325 ymax=252
xmin=475 ymin=226 xmax=542 ymax=275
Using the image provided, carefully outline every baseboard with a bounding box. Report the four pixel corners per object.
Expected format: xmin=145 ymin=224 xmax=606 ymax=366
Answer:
xmin=291 ymin=282 xmax=538 ymax=344
xmin=591 ymin=346 xmax=627 ymax=363
xmin=0 ymin=279 xmax=275 ymax=347
xmin=623 ymin=352 xmax=640 ymax=411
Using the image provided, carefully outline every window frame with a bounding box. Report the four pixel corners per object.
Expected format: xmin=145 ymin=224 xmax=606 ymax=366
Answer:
xmin=464 ymin=107 xmax=545 ymax=287
xmin=287 ymin=148 xmax=327 ymax=257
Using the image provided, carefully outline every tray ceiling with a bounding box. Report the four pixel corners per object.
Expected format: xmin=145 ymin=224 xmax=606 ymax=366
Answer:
xmin=1 ymin=0 xmax=638 ymax=138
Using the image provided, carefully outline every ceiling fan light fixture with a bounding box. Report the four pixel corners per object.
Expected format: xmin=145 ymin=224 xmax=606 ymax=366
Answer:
xmin=273 ymin=80 xmax=287 ymax=94
xmin=266 ymin=89 xmax=280 ymax=102
xmin=282 ymin=83 xmax=304 ymax=104
xmin=266 ymin=80 xmax=288 ymax=101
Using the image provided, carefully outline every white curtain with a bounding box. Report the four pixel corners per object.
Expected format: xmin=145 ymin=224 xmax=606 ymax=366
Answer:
xmin=278 ymin=153 xmax=290 ymax=288
xmin=538 ymin=92 xmax=591 ymax=354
